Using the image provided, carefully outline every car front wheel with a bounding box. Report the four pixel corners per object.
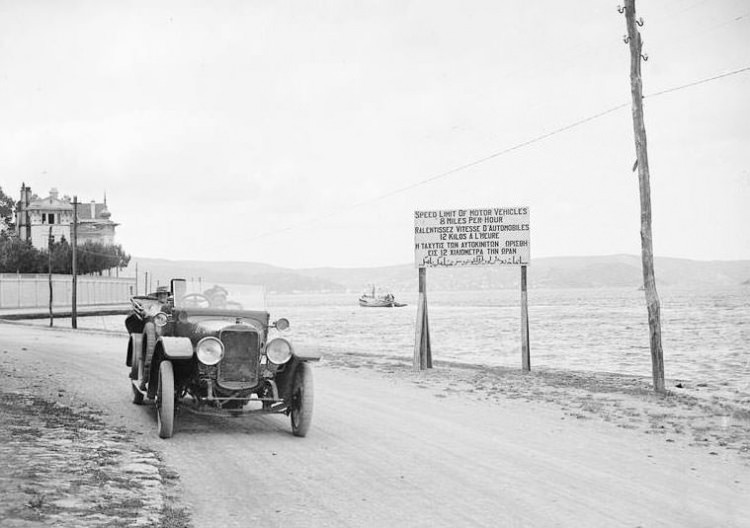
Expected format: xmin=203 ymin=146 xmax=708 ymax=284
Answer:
xmin=156 ymin=361 xmax=175 ymax=439
xmin=290 ymin=363 xmax=314 ymax=437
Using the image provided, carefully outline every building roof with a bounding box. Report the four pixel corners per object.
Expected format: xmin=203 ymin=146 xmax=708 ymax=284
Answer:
xmin=77 ymin=202 xmax=111 ymax=220
xmin=27 ymin=196 xmax=72 ymax=212
xmin=26 ymin=189 xmax=114 ymax=223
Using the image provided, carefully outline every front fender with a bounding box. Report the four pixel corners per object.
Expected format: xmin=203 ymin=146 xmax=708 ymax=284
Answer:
xmin=126 ymin=333 xmax=143 ymax=367
xmin=276 ymin=357 xmax=318 ymax=402
xmin=157 ymin=336 xmax=194 ymax=360
xmin=125 ymin=313 xmax=145 ymax=335
xmin=146 ymin=337 xmax=193 ymax=399
xmin=293 ymin=349 xmax=321 ymax=362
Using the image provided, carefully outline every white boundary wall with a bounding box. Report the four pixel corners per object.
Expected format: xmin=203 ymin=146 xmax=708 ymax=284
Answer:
xmin=0 ymin=274 xmax=136 ymax=308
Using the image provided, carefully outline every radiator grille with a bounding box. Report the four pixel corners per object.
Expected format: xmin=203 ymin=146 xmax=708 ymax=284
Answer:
xmin=217 ymin=330 xmax=260 ymax=390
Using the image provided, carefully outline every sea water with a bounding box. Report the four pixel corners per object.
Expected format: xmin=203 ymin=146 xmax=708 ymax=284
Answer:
xmin=42 ymin=286 xmax=750 ymax=398
xmin=263 ymin=287 xmax=749 ymax=397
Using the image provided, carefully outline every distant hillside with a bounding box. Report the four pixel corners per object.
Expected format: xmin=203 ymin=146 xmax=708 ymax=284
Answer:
xmin=125 ymin=255 xmax=750 ymax=294
xmin=300 ymin=255 xmax=750 ymax=291
xmin=126 ymin=257 xmax=343 ymax=293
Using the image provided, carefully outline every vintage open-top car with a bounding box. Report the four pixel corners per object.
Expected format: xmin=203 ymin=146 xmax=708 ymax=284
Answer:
xmin=124 ymin=279 xmax=319 ymax=438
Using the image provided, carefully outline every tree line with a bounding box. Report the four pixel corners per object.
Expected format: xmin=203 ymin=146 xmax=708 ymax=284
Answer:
xmin=0 ymin=234 xmax=131 ymax=275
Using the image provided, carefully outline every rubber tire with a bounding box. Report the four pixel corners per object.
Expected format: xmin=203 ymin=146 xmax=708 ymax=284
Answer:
xmin=131 ymin=354 xmax=144 ymax=405
xmin=156 ymin=361 xmax=175 ymax=439
xmin=142 ymin=323 xmax=156 ymax=396
xmin=143 ymin=323 xmax=156 ymax=369
xmin=290 ymin=363 xmax=314 ymax=437
xmin=129 ymin=341 xmax=138 ymax=379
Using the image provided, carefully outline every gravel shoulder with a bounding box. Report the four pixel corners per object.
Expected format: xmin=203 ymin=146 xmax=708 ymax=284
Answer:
xmin=0 ymin=324 xmax=190 ymax=528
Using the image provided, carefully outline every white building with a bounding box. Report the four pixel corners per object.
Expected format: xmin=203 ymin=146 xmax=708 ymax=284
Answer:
xmin=15 ymin=184 xmax=118 ymax=249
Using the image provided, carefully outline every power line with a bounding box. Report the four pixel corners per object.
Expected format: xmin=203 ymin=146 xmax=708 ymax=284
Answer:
xmin=242 ymin=64 xmax=750 ymax=243
xmin=645 ymin=65 xmax=750 ymax=99
xmin=376 ymin=68 xmax=750 ymax=203
xmin=240 ymin=101 xmax=630 ymax=242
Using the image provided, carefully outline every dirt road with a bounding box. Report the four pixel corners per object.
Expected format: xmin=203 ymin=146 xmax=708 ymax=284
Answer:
xmin=2 ymin=322 xmax=749 ymax=527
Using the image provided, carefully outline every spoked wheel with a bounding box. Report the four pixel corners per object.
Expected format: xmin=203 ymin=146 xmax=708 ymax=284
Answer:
xmin=290 ymin=363 xmax=314 ymax=437
xmin=156 ymin=361 xmax=175 ymax=439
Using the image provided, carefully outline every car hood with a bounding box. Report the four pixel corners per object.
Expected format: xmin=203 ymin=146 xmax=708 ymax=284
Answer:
xmin=193 ymin=318 xmax=264 ymax=333
xmin=176 ymin=308 xmax=270 ymax=333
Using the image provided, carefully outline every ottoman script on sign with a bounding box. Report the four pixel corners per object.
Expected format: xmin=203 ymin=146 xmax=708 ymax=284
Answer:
xmin=414 ymin=207 xmax=530 ymax=267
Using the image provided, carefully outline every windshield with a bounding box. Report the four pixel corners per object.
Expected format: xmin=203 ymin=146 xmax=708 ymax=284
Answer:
xmin=172 ymin=282 xmax=266 ymax=312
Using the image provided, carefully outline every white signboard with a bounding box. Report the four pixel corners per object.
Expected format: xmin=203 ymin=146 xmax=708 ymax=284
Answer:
xmin=414 ymin=207 xmax=530 ymax=267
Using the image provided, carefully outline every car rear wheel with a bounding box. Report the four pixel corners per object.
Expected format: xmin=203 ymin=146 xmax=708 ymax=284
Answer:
xmin=156 ymin=361 xmax=175 ymax=439
xmin=290 ymin=363 xmax=314 ymax=437
xmin=131 ymin=354 xmax=144 ymax=405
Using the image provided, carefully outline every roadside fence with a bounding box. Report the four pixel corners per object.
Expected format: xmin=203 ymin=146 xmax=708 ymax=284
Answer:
xmin=0 ymin=274 xmax=136 ymax=309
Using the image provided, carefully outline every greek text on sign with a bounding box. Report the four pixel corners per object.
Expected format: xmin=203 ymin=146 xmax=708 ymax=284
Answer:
xmin=414 ymin=207 xmax=530 ymax=267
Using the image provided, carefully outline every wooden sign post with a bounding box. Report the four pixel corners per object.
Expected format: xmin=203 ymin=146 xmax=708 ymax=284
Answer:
xmin=414 ymin=207 xmax=531 ymax=371
xmin=414 ymin=267 xmax=432 ymax=370
xmin=521 ymin=265 xmax=530 ymax=371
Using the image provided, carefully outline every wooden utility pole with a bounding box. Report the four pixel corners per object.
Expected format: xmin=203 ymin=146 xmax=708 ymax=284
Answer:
xmin=622 ymin=0 xmax=665 ymax=393
xmin=72 ymin=196 xmax=78 ymax=329
xmin=48 ymin=226 xmax=53 ymax=327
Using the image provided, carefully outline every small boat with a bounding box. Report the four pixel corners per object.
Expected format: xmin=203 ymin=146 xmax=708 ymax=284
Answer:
xmin=358 ymin=286 xmax=406 ymax=308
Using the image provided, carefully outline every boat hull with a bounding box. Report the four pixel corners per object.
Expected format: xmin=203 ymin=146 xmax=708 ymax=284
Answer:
xmin=359 ymin=297 xmax=406 ymax=308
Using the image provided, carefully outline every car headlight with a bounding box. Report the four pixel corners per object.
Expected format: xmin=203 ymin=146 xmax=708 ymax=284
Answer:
xmin=266 ymin=338 xmax=292 ymax=365
xmin=153 ymin=312 xmax=169 ymax=327
xmin=196 ymin=337 xmax=224 ymax=365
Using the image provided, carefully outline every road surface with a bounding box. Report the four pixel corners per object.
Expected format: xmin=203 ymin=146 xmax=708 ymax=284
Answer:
xmin=1 ymin=322 xmax=748 ymax=527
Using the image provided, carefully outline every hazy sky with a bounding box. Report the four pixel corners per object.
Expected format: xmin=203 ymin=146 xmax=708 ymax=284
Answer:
xmin=1 ymin=0 xmax=748 ymax=268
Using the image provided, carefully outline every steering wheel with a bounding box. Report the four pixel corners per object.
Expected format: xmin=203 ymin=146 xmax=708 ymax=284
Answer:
xmin=179 ymin=293 xmax=211 ymax=308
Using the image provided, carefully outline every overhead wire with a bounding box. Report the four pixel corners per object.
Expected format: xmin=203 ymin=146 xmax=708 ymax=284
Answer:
xmin=242 ymin=64 xmax=750 ymax=243
xmin=188 ymin=3 xmax=750 ymax=247
xmin=647 ymin=65 xmax=750 ymax=98
xmin=240 ymin=1 xmax=750 ymax=241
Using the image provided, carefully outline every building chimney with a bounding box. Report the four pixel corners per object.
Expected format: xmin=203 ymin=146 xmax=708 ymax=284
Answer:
xmin=91 ymin=200 xmax=96 ymax=219
xmin=21 ymin=183 xmax=32 ymax=206
xmin=19 ymin=183 xmax=32 ymax=240
xmin=50 ymin=188 xmax=59 ymax=200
